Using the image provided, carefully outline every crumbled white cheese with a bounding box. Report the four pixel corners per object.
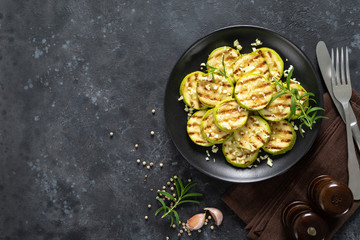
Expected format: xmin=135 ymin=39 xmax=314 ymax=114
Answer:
xmin=178 ymin=95 xmax=184 ymax=101
xmin=233 ymin=39 xmax=243 ymax=51
xmin=267 ymin=157 xmax=273 ymax=167
xmin=251 ymin=38 xmax=263 ymax=46
xmin=252 ymin=47 xmax=257 ymax=52
xmin=211 ymin=145 xmax=219 ymax=153
xmin=284 ymin=65 xmax=294 ymax=77
xmin=200 ymin=62 xmax=206 ymax=67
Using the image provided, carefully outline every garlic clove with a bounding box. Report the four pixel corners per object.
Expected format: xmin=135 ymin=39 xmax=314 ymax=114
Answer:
xmin=186 ymin=213 xmax=206 ymax=231
xmin=204 ymin=207 xmax=223 ymax=226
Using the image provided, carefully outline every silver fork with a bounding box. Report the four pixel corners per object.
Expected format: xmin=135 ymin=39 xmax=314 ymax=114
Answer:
xmin=331 ymin=47 xmax=360 ymax=200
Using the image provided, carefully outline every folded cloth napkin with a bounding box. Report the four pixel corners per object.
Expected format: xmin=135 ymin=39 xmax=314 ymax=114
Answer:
xmin=222 ymin=90 xmax=360 ymax=240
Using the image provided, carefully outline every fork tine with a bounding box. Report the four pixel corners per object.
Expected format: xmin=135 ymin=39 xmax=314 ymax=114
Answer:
xmin=331 ymin=48 xmax=336 ymax=87
xmin=341 ymin=47 xmax=346 ymax=85
xmin=346 ymin=46 xmax=351 ymax=86
xmin=336 ymin=48 xmax=340 ymax=85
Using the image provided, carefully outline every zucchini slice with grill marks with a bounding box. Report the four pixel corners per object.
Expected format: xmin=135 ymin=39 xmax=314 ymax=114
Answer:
xmin=214 ymin=99 xmax=249 ymax=132
xmin=234 ymin=74 xmax=273 ymax=110
xmin=233 ymin=115 xmax=271 ymax=151
xmin=201 ymin=109 xmax=232 ymax=144
xmin=222 ymin=136 xmax=259 ymax=168
xmin=233 ymin=52 xmax=270 ymax=81
xmin=258 ymin=82 xmax=307 ymax=121
xmin=197 ymin=73 xmax=234 ymax=108
xmin=207 ymin=46 xmax=240 ymax=82
xmin=180 ymin=71 xmax=207 ymax=110
xmin=187 ymin=110 xmax=213 ymax=147
xmin=262 ymin=120 xmax=296 ymax=155
xmin=256 ymin=47 xmax=284 ymax=81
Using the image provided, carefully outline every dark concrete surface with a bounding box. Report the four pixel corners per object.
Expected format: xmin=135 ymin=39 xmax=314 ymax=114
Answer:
xmin=1 ymin=0 xmax=360 ymax=239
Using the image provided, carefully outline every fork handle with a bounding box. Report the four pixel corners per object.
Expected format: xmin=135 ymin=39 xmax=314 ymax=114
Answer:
xmin=343 ymin=102 xmax=360 ymax=199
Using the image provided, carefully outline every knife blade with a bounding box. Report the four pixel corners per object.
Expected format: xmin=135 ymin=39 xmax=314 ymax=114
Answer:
xmin=316 ymin=41 xmax=360 ymax=152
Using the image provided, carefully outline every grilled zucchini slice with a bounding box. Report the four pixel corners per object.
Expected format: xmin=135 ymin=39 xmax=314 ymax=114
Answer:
xmin=200 ymin=109 xmax=232 ymax=144
xmin=233 ymin=115 xmax=271 ymax=151
xmin=207 ymin=46 xmax=240 ymax=82
xmin=258 ymin=82 xmax=307 ymax=121
xmin=197 ymin=73 xmax=234 ymax=108
xmin=256 ymin=47 xmax=284 ymax=81
xmin=262 ymin=120 xmax=296 ymax=155
xmin=234 ymin=74 xmax=273 ymax=110
xmin=233 ymin=52 xmax=270 ymax=81
xmin=214 ymin=99 xmax=249 ymax=132
xmin=187 ymin=110 xmax=213 ymax=147
xmin=180 ymin=71 xmax=207 ymax=110
xmin=222 ymin=135 xmax=259 ymax=168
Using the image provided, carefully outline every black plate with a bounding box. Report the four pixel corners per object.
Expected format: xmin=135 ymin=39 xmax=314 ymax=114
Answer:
xmin=164 ymin=26 xmax=324 ymax=183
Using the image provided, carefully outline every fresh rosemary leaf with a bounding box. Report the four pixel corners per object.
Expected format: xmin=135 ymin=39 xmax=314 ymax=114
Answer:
xmin=211 ymin=72 xmax=216 ymax=83
xmin=221 ymin=54 xmax=227 ymax=77
xmin=170 ymin=215 xmax=174 ymax=226
xmin=306 ymin=106 xmax=325 ymax=114
xmin=173 ymin=210 xmax=180 ymax=226
xmin=156 ymin=197 xmax=167 ymax=208
xmin=286 ymin=67 xmax=294 ymax=89
xmin=183 ymin=182 xmax=197 ymax=195
xmin=177 ymin=177 xmax=185 ymax=193
xmin=178 ymin=200 xmax=200 ymax=205
xmin=299 ymin=92 xmax=314 ymax=99
xmin=206 ymin=64 xmax=217 ymax=70
xmin=158 ymin=190 xmax=176 ymax=202
xmin=155 ymin=206 xmax=165 ymax=216
xmin=182 ymin=192 xmax=203 ymax=199
xmin=289 ymin=95 xmax=296 ymax=120
xmin=174 ymin=178 xmax=180 ymax=198
xmin=290 ymin=88 xmax=299 ymax=97
xmin=268 ymin=91 xmax=287 ymax=105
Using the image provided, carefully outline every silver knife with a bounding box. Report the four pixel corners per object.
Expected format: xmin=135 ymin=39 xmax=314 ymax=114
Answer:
xmin=316 ymin=41 xmax=360 ymax=152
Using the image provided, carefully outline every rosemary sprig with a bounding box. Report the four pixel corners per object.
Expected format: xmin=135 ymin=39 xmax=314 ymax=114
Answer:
xmin=155 ymin=176 xmax=202 ymax=227
xmin=206 ymin=54 xmax=229 ymax=83
xmin=270 ymin=67 xmax=326 ymax=137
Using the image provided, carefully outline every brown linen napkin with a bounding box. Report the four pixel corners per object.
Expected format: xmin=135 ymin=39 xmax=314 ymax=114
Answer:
xmin=222 ymin=90 xmax=360 ymax=240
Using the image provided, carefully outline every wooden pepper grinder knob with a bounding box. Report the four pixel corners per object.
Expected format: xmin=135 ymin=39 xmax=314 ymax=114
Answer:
xmin=308 ymin=175 xmax=353 ymax=217
xmin=282 ymin=201 xmax=328 ymax=240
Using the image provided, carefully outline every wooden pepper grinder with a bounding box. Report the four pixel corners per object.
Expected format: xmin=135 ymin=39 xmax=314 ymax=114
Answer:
xmin=282 ymin=201 xmax=328 ymax=240
xmin=308 ymin=175 xmax=353 ymax=217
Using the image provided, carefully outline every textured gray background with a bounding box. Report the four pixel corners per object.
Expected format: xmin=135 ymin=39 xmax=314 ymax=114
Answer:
xmin=1 ymin=0 xmax=360 ymax=239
